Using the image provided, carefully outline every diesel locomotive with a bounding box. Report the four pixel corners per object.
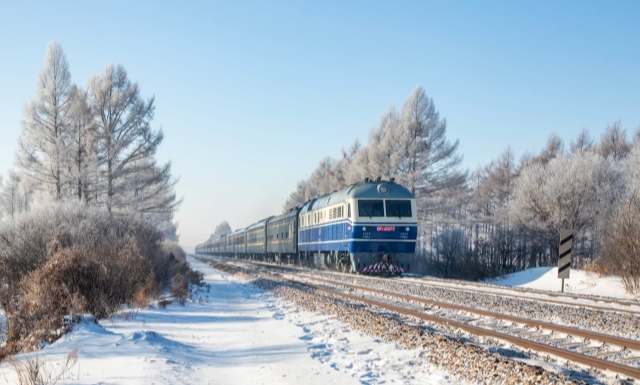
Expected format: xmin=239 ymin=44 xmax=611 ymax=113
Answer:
xmin=195 ymin=178 xmax=418 ymax=273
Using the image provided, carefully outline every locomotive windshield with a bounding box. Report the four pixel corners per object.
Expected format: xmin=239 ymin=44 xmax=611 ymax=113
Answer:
xmin=358 ymin=200 xmax=384 ymax=217
xmin=385 ymin=200 xmax=412 ymax=218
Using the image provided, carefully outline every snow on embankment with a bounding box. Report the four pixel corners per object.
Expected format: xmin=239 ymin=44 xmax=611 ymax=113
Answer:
xmin=489 ymin=267 xmax=637 ymax=300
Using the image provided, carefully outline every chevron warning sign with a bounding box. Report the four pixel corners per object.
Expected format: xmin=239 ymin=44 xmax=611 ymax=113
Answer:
xmin=558 ymin=229 xmax=573 ymax=279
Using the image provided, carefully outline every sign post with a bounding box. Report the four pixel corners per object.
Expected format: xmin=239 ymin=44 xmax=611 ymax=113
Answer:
xmin=558 ymin=229 xmax=573 ymax=293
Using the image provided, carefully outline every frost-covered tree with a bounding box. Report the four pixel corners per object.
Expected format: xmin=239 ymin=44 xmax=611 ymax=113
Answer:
xmin=119 ymin=156 xmax=180 ymax=232
xmin=509 ymin=152 xmax=622 ymax=251
xmin=394 ymin=86 xmax=465 ymax=198
xmin=633 ymin=126 xmax=640 ymax=145
xmin=569 ymin=128 xmax=593 ymax=155
xmin=623 ymin=142 xmax=640 ymax=194
xmin=532 ymin=133 xmax=564 ymax=165
xmin=359 ymin=107 xmax=401 ymax=182
xmin=211 ymin=220 xmax=232 ymax=240
xmin=16 ymin=42 xmax=75 ymax=200
xmin=308 ymin=157 xmax=336 ymax=197
xmin=481 ymin=147 xmax=518 ymax=217
xmin=598 ymin=121 xmax=630 ymax=160
xmin=341 ymin=138 xmax=362 ymax=185
xmin=66 ymin=86 xmax=97 ymax=201
xmin=283 ymin=179 xmax=309 ymax=212
xmin=0 ymin=171 xmax=32 ymax=220
xmin=88 ymin=64 xmax=165 ymax=214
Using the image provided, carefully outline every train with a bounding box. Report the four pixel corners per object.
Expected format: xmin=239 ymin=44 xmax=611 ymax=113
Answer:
xmin=195 ymin=178 xmax=418 ymax=274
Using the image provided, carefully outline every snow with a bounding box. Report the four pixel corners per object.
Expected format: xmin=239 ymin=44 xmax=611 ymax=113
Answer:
xmin=0 ymin=259 xmax=635 ymax=384
xmin=487 ymin=266 xmax=637 ymax=300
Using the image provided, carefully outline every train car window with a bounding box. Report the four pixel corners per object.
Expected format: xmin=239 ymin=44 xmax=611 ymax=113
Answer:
xmin=348 ymin=204 xmax=351 ymax=217
xmin=358 ymin=200 xmax=384 ymax=217
xmin=385 ymin=200 xmax=412 ymax=217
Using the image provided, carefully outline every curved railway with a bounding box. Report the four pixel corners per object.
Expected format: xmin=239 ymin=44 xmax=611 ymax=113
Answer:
xmin=201 ymin=257 xmax=640 ymax=382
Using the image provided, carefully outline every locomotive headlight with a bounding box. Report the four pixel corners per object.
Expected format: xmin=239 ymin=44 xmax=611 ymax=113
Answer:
xmin=363 ymin=227 xmax=367 ymax=231
xmin=406 ymin=227 xmax=410 ymax=232
xmin=378 ymin=184 xmax=389 ymax=194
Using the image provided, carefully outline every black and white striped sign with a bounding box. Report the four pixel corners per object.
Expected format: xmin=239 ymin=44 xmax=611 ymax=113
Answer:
xmin=558 ymin=230 xmax=573 ymax=279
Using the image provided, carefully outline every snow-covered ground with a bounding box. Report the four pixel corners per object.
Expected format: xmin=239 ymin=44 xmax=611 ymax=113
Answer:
xmin=488 ymin=266 xmax=637 ymax=300
xmin=0 ymin=259 xmax=634 ymax=384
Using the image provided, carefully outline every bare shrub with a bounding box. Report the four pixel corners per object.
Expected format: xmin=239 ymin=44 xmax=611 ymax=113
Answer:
xmin=599 ymin=194 xmax=640 ymax=294
xmin=157 ymin=299 xmax=172 ymax=308
xmin=5 ymin=242 xmax=105 ymax=353
xmin=170 ymin=273 xmax=189 ymax=305
xmin=131 ymin=273 xmax=161 ymax=309
xmin=9 ymin=348 xmax=78 ymax=385
xmin=432 ymin=229 xmax=471 ymax=279
xmin=583 ymin=260 xmax=610 ymax=276
xmin=0 ymin=202 xmax=197 ymax=353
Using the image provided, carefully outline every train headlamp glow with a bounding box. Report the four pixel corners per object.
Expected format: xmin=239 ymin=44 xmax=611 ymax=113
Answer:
xmin=378 ymin=184 xmax=389 ymax=194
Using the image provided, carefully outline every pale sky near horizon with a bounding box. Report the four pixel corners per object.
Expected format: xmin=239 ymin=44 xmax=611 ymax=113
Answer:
xmin=1 ymin=1 xmax=639 ymax=252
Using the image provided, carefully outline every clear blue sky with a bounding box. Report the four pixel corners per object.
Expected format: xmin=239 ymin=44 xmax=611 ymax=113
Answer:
xmin=1 ymin=1 xmax=638 ymax=252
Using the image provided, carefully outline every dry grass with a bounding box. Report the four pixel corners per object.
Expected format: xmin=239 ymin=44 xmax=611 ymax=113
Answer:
xmin=8 ymin=349 xmax=78 ymax=385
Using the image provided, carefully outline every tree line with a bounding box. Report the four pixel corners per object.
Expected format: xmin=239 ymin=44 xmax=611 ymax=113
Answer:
xmin=0 ymin=41 xmax=180 ymax=239
xmin=284 ymin=86 xmax=640 ymax=292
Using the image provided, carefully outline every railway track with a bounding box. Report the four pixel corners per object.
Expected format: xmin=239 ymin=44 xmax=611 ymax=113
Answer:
xmin=398 ymin=275 xmax=640 ymax=316
xmin=249 ymin=260 xmax=640 ymax=317
xmin=219 ymin=259 xmax=640 ymax=381
xmin=291 ymin=273 xmax=640 ymax=375
xmin=300 ymin=279 xmax=640 ymax=380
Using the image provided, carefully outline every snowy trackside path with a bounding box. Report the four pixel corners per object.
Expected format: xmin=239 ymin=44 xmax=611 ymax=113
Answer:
xmin=0 ymin=257 xmax=456 ymax=385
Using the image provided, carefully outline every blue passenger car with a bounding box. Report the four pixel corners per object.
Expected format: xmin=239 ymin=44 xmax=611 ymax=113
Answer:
xmin=245 ymin=217 xmax=271 ymax=258
xmin=227 ymin=229 xmax=246 ymax=257
xmin=266 ymin=208 xmax=300 ymax=263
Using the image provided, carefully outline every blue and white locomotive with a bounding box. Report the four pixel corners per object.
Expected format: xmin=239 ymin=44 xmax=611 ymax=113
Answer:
xmin=195 ymin=178 xmax=418 ymax=273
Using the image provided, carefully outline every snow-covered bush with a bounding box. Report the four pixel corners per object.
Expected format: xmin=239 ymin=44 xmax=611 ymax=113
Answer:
xmin=0 ymin=202 xmax=194 ymax=354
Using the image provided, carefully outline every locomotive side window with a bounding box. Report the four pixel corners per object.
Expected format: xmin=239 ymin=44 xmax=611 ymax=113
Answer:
xmin=358 ymin=200 xmax=384 ymax=217
xmin=385 ymin=200 xmax=412 ymax=217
